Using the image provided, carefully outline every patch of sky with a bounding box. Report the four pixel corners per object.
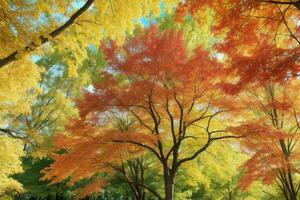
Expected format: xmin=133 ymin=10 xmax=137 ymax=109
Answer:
xmin=140 ymin=16 xmax=150 ymax=27
xmin=71 ymin=0 xmax=85 ymax=9
xmin=138 ymin=0 xmax=170 ymax=27
xmin=87 ymin=44 xmax=97 ymax=52
xmin=142 ymin=57 xmax=152 ymax=62
xmin=48 ymin=64 xmax=65 ymax=78
xmin=31 ymin=55 xmax=41 ymax=63
xmin=104 ymin=66 xmax=119 ymax=75
xmin=8 ymin=3 xmax=17 ymax=11
xmin=139 ymin=16 xmax=158 ymax=27
xmin=70 ymin=0 xmax=96 ymax=13
xmin=8 ymin=24 xmax=18 ymax=36
xmin=86 ymin=85 xmax=95 ymax=93
xmin=159 ymin=1 xmax=165 ymax=18
xmin=213 ymin=53 xmax=225 ymax=61
xmin=52 ymin=13 xmax=68 ymax=24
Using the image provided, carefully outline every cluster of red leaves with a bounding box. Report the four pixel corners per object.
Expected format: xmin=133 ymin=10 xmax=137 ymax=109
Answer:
xmin=42 ymin=119 xmax=157 ymax=198
xmin=219 ymin=43 xmax=300 ymax=94
xmin=229 ymin=122 xmax=291 ymax=189
xmin=101 ymin=25 xmax=221 ymax=88
xmin=176 ymin=0 xmax=300 ymax=44
xmin=98 ymin=25 xmax=223 ymax=112
xmin=176 ymin=0 xmax=300 ymax=93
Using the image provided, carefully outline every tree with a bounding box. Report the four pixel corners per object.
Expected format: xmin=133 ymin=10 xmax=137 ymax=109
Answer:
xmin=175 ymin=143 xmax=274 ymax=200
xmin=43 ymin=26 xmax=242 ymax=200
xmin=109 ymin=155 xmax=162 ymax=200
xmin=224 ymin=80 xmax=300 ymax=200
xmin=218 ymin=42 xmax=299 ymax=94
xmin=0 ymin=45 xmax=105 ymax=199
xmin=0 ymin=45 xmax=105 ymax=157
xmin=13 ymin=157 xmax=73 ymax=200
xmin=0 ymin=58 xmax=41 ymax=135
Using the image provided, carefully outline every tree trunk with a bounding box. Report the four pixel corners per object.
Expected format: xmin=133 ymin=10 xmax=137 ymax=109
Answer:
xmin=287 ymin=170 xmax=297 ymax=200
xmin=279 ymin=170 xmax=298 ymax=200
xmin=164 ymin=170 xmax=175 ymax=200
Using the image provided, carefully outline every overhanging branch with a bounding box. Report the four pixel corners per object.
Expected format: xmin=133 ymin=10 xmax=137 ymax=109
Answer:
xmin=0 ymin=128 xmax=25 ymax=139
xmin=262 ymin=0 xmax=300 ymax=8
xmin=0 ymin=0 xmax=95 ymax=68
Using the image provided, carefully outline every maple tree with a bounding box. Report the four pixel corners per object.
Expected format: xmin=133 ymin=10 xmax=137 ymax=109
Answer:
xmin=174 ymin=142 xmax=271 ymax=200
xmin=0 ymin=46 xmax=103 ymax=156
xmin=174 ymin=3 xmax=300 ymax=199
xmin=0 ymin=0 xmax=94 ymax=68
xmin=223 ymin=80 xmax=300 ymax=200
xmin=43 ymin=26 xmax=244 ymax=200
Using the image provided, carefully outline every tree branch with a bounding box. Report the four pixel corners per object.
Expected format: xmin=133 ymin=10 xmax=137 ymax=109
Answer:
xmin=0 ymin=128 xmax=25 ymax=139
xmin=261 ymin=0 xmax=300 ymax=7
xmin=0 ymin=0 xmax=95 ymax=68
xmin=112 ymin=139 xmax=162 ymax=162
xmin=117 ymin=177 xmax=163 ymax=200
xmin=178 ymin=135 xmax=244 ymax=166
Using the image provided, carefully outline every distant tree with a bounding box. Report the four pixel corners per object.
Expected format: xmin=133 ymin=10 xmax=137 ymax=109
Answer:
xmin=13 ymin=157 xmax=73 ymax=200
xmin=225 ymin=80 xmax=300 ymax=200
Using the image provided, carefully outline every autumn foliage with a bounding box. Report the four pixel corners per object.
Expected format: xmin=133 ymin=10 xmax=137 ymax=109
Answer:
xmin=176 ymin=0 xmax=300 ymax=92
xmin=3 ymin=0 xmax=300 ymax=200
xmin=43 ymin=26 xmax=242 ymax=199
xmin=176 ymin=0 xmax=300 ymax=45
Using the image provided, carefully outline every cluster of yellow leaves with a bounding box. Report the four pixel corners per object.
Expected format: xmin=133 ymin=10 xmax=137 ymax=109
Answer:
xmin=182 ymin=6 xmax=218 ymax=51
xmin=177 ymin=142 xmax=274 ymax=200
xmin=50 ymin=0 xmax=179 ymax=78
xmin=91 ymin=0 xmax=177 ymax=44
xmin=0 ymin=135 xmax=24 ymax=199
xmin=1 ymin=0 xmax=180 ymax=78
xmin=25 ymin=89 xmax=80 ymax=158
xmin=179 ymin=143 xmax=244 ymax=189
xmin=0 ymin=58 xmax=41 ymax=124
xmin=0 ymin=1 xmax=70 ymax=58
xmin=24 ymin=129 xmax=51 ymax=159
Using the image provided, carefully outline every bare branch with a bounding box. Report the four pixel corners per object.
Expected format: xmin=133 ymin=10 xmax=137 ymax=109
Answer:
xmin=0 ymin=128 xmax=25 ymax=139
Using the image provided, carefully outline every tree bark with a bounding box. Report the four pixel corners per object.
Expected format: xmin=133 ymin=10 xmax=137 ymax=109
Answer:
xmin=163 ymin=168 xmax=175 ymax=200
xmin=287 ymin=169 xmax=297 ymax=200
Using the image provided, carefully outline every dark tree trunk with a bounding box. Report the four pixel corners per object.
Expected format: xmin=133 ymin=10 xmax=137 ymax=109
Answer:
xmin=163 ymin=167 xmax=175 ymax=200
xmin=286 ymin=170 xmax=297 ymax=200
